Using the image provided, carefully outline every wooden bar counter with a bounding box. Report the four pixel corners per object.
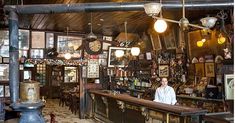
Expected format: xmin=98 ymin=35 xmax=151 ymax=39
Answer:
xmin=89 ymin=90 xmax=207 ymax=123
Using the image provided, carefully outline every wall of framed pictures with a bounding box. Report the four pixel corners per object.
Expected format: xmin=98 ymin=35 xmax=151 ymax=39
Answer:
xmin=0 ymin=84 xmax=10 ymax=98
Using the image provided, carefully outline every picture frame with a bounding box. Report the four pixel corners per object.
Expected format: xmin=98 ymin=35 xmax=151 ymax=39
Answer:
xmin=5 ymin=85 xmax=10 ymax=97
xmin=158 ymin=65 xmax=169 ymax=77
xmin=205 ymin=63 xmax=215 ymax=77
xmin=31 ymin=31 xmax=45 ymax=48
xmin=57 ymin=35 xmax=83 ymax=59
xmin=107 ymin=47 xmax=131 ymax=67
xmin=3 ymin=57 xmax=9 ymax=63
xmin=0 ymin=57 xmax=2 ymax=63
xmin=30 ymin=49 xmax=44 ymax=58
xmin=0 ymin=85 xmax=4 ymax=97
xmin=163 ymin=29 xmax=176 ymax=50
xmin=149 ymin=33 xmax=162 ymax=51
xmin=224 ymin=74 xmax=234 ymax=100
xmin=195 ymin=63 xmax=205 ymax=77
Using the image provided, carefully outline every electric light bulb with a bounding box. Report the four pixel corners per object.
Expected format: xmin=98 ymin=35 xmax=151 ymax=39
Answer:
xmin=197 ymin=41 xmax=204 ymax=47
xmin=131 ymin=47 xmax=140 ymax=56
xmin=64 ymin=53 xmax=72 ymax=59
xmin=201 ymin=39 xmax=206 ymax=42
xmin=154 ymin=19 xmax=167 ymax=33
xmin=217 ymin=34 xmax=226 ymax=44
xmin=115 ymin=50 xmax=124 ymax=58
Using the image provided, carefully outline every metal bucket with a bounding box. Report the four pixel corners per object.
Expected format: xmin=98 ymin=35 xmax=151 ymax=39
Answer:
xmin=20 ymin=80 xmax=40 ymax=103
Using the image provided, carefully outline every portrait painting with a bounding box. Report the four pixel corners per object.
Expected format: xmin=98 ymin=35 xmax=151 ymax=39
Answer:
xmin=195 ymin=63 xmax=205 ymax=77
xmin=205 ymin=63 xmax=215 ymax=77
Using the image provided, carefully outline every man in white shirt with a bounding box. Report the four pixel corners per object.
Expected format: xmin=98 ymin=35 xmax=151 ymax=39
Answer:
xmin=154 ymin=78 xmax=177 ymax=105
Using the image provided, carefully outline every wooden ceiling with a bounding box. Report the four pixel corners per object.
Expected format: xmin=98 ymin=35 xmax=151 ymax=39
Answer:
xmin=1 ymin=0 xmax=234 ymax=36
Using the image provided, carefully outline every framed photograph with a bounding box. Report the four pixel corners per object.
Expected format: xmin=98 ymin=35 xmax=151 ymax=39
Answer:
xmin=3 ymin=57 xmax=9 ymax=63
xmin=102 ymin=36 xmax=112 ymax=50
xmin=149 ymin=33 xmax=162 ymax=51
xmin=195 ymin=63 xmax=205 ymax=77
xmin=205 ymin=63 xmax=215 ymax=77
xmin=158 ymin=65 xmax=169 ymax=77
xmin=0 ymin=57 xmax=2 ymax=63
xmin=5 ymin=85 xmax=10 ymax=97
xmin=46 ymin=33 xmax=54 ymax=48
xmin=108 ymin=47 xmax=131 ymax=67
xmin=57 ymin=35 xmax=83 ymax=58
xmin=163 ymin=29 xmax=176 ymax=49
xmin=30 ymin=49 xmax=44 ymax=58
xmin=0 ymin=85 xmax=4 ymax=97
xmin=224 ymin=74 xmax=234 ymax=100
xmin=31 ymin=31 xmax=45 ymax=48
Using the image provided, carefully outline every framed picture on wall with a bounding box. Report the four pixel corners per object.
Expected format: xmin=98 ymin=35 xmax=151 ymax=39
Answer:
xmin=5 ymin=85 xmax=10 ymax=97
xmin=3 ymin=57 xmax=9 ymax=63
xmin=224 ymin=74 xmax=234 ymax=100
xmin=158 ymin=65 xmax=169 ymax=77
xmin=107 ymin=47 xmax=131 ymax=67
xmin=163 ymin=29 xmax=176 ymax=50
xmin=0 ymin=85 xmax=4 ymax=97
xmin=205 ymin=63 xmax=215 ymax=77
xmin=31 ymin=31 xmax=45 ymax=48
xmin=195 ymin=63 xmax=205 ymax=77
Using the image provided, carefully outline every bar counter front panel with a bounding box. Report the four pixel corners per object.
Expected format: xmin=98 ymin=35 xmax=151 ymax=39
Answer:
xmin=89 ymin=90 xmax=208 ymax=123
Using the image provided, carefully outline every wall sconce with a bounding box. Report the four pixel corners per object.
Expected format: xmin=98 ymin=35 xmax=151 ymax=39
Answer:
xmin=115 ymin=50 xmax=124 ymax=58
xmin=131 ymin=47 xmax=140 ymax=56
xmin=154 ymin=19 xmax=167 ymax=33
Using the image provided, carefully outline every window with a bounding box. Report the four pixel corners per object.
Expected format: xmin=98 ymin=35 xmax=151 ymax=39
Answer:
xmin=0 ymin=30 xmax=29 ymax=58
xmin=36 ymin=64 xmax=46 ymax=86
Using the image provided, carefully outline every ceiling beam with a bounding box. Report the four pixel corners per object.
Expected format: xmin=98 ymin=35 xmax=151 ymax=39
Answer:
xmin=4 ymin=1 xmax=234 ymax=14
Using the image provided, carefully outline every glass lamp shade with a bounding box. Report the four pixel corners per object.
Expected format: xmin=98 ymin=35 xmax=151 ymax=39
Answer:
xmin=115 ymin=50 xmax=124 ymax=58
xmin=64 ymin=53 xmax=72 ymax=59
xmin=144 ymin=3 xmax=162 ymax=16
xmin=154 ymin=19 xmax=167 ymax=33
xmin=131 ymin=47 xmax=140 ymax=56
xmin=217 ymin=34 xmax=226 ymax=44
xmin=197 ymin=41 xmax=204 ymax=47
xmin=200 ymin=17 xmax=217 ymax=28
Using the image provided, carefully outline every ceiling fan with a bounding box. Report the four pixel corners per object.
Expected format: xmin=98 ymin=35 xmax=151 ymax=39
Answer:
xmin=145 ymin=0 xmax=210 ymax=31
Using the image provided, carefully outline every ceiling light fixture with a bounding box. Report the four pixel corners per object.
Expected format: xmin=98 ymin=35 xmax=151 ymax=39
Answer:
xmin=200 ymin=16 xmax=217 ymax=28
xmin=86 ymin=13 xmax=97 ymax=42
xmin=64 ymin=27 xmax=72 ymax=60
xmin=144 ymin=0 xmax=210 ymax=31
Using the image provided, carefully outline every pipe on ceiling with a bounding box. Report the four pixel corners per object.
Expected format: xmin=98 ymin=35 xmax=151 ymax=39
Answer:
xmin=4 ymin=1 xmax=234 ymax=14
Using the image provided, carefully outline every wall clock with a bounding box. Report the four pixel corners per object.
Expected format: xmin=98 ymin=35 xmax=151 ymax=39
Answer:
xmin=85 ymin=40 xmax=103 ymax=55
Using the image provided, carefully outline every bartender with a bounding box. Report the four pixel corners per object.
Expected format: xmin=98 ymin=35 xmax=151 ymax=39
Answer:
xmin=153 ymin=77 xmax=177 ymax=105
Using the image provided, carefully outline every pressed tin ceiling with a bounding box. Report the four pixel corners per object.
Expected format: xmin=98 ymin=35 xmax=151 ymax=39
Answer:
xmin=1 ymin=0 xmax=233 ymax=36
